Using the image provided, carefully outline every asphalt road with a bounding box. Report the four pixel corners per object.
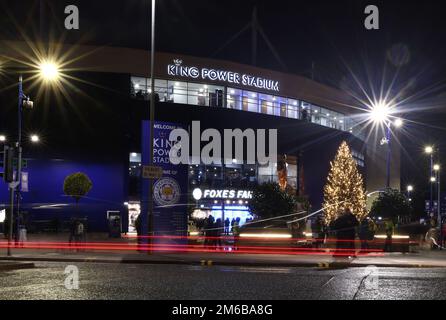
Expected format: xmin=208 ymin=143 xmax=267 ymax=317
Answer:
xmin=1 ymin=262 xmax=446 ymax=300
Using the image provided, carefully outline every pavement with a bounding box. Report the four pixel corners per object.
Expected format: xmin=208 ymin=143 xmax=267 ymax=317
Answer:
xmin=0 ymin=261 xmax=35 ymax=271
xmin=1 ymin=232 xmax=445 ymax=269
xmin=1 ymin=245 xmax=446 ymax=269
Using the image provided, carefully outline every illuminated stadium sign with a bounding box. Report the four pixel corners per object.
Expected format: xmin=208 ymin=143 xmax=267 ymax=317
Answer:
xmin=167 ymin=59 xmax=280 ymax=92
xmin=192 ymin=188 xmax=253 ymax=200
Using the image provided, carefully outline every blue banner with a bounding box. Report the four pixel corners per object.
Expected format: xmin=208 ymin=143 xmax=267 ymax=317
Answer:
xmin=141 ymin=121 xmax=188 ymax=243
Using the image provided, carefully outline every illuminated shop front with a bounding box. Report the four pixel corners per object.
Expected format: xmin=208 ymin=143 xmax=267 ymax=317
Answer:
xmin=191 ymin=187 xmax=253 ymax=227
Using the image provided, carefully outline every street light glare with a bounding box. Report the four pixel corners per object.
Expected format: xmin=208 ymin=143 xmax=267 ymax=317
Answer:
xmin=370 ymin=102 xmax=390 ymax=123
xmin=434 ymin=164 xmax=440 ymax=171
xmin=425 ymin=146 xmax=434 ymax=154
xmin=39 ymin=61 xmax=60 ymax=81
xmin=430 ymin=177 xmax=436 ymax=182
xmin=407 ymin=185 xmax=413 ymax=192
xmin=30 ymin=134 xmax=40 ymax=143
xmin=394 ymin=118 xmax=403 ymax=128
xmin=0 ymin=135 xmax=6 ymax=142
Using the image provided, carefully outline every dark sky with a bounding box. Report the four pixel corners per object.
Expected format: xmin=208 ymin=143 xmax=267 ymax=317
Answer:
xmin=1 ymin=0 xmax=446 ymax=206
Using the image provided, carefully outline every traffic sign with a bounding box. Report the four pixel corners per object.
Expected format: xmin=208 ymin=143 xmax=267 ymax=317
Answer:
xmin=142 ymin=165 xmax=163 ymax=179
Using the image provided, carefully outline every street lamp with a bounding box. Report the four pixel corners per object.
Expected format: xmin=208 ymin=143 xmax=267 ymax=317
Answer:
xmin=425 ymin=145 xmax=435 ymax=216
xmin=434 ymin=164 xmax=441 ymax=233
xmin=425 ymin=146 xmax=434 ymax=154
xmin=406 ymin=185 xmax=413 ymax=202
xmin=369 ymin=102 xmax=403 ymax=189
xmin=4 ymin=57 xmax=62 ymax=256
xmin=394 ymin=118 xmax=403 ymax=128
xmin=0 ymin=135 xmax=6 ymax=142
xmin=38 ymin=61 xmax=60 ymax=82
xmin=30 ymin=134 xmax=40 ymax=143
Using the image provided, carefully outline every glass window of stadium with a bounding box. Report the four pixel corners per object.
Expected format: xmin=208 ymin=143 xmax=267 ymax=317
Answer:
xmin=130 ymin=76 xmax=354 ymax=138
xmin=287 ymin=99 xmax=299 ymax=119
xmin=153 ymin=79 xmax=168 ymax=101
xmin=131 ymin=77 xmax=148 ymax=99
xmin=227 ymin=88 xmax=243 ymax=110
xmin=242 ymin=91 xmax=260 ymax=113
xmin=276 ymin=96 xmax=288 ymax=117
xmin=187 ymin=83 xmax=224 ymax=107
xmin=258 ymin=93 xmax=275 ymax=115
xmin=310 ymin=104 xmax=321 ymax=125
xmin=320 ymin=107 xmax=330 ymax=127
xmin=301 ymin=101 xmax=311 ymax=122
xmin=167 ymin=81 xmax=188 ymax=104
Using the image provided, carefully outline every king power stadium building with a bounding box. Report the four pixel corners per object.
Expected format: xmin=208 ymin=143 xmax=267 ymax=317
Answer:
xmin=0 ymin=41 xmax=401 ymax=235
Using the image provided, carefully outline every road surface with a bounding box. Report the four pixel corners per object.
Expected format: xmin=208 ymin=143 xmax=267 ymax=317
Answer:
xmin=1 ymin=262 xmax=446 ymax=300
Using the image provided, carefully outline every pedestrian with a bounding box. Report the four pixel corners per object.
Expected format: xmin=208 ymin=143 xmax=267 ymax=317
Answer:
xmin=215 ymin=218 xmax=223 ymax=249
xmin=359 ymin=218 xmax=370 ymax=252
xmin=74 ymin=220 xmax=85 ymax=252
xmin=232 ymin=217 xmax=241 ymax=250
xmin=18 ymin=225 xmax=27 ymax=247
xmin=291 ymin=222 xmax=300 ymax=242
xmin=384 ymin=219 xmax=394 ymax=252
xmin=205 ymin=215 xmax=215 ymax=248
xmin=69 ymin=218 xmax=76 ymax=248
xmin=224 ymin=217 xmax=230 ymax=235
xmin=312 ymin=216 xmax=324 ymax=248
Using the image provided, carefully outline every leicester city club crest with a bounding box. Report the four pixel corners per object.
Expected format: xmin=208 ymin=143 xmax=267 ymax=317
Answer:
xmin=153 ymin=177 xmax=181 ymax=207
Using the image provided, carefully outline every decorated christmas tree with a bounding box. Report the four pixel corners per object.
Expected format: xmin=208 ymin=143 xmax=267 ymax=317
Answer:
xmin=323 ymin=141 xmax=367 ymax=225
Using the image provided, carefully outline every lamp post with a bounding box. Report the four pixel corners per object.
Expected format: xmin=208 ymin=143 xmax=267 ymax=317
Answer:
xmin=7 ymin=75 xmax=30 ymax=256
xmin=6 ymin=62 xmax=58 ymax=256
xmin=369 ymin=101 xmax=403 ymax=190
xmin=148 ymin=0 xmax=156 ymax=250
xmin=434 ymin=163 xmax=442 ymax=243
xmin=407 ymin=185 xmax=413 ymax=201
xmin=425 ymin=146 xmax=435 ymax=216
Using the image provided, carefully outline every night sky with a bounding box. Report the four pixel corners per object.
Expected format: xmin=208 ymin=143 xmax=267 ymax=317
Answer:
xmin=1 ymin=0 xmax=446 ymax=211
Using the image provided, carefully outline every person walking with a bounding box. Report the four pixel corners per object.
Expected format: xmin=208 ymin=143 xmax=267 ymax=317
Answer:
xmin=68 ymin=218 xmax=76 ymax=249
xmin=74 ymin=220 xmax=85 ymax=252
xmin=232 ymin=217 xmax=241 ymax=250
xmin=215 ymin=218 xmax=223 ymax=249
xmin=359 ymin=218 xmax=370 ymax=252
xmin=224 ymin=217 xmax=230 ymax=235
xmin=312 ymin=216 xmax=325 ymax=248
xmin=384 ymin=219 xmax=394 ymax=252
xmin=205 ymin=215 xmax=215 ymax=248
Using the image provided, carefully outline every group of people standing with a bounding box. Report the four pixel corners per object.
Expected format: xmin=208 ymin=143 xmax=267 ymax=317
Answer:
xmin=323 ymin=209 xmax=381 ymax=255
xmin=203 ymin=215 xmax=241 ymax=248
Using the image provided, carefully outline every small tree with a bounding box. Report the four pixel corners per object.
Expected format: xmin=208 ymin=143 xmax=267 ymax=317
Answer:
xmin=249 ymin=182 xmax=297 ymax=219
xmin=370 ymin=188 xmax=411 ymax=222
xmin=63 ymin=172 xmax=93 ymax=210
xmin=323 ymin=141 xmax=367 ymax=225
